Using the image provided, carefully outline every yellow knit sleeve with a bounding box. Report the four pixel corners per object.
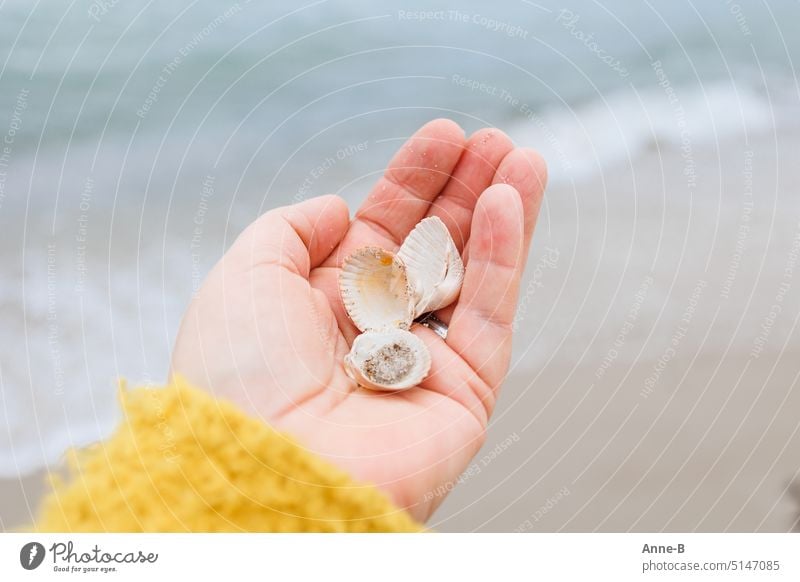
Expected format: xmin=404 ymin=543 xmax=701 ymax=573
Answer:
xmin=35 ymin=377 xmax=422 ymax=532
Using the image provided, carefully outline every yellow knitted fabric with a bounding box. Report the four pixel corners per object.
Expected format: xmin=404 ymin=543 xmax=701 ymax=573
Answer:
xmin=35 ymin=378 xmax=421 ymax=532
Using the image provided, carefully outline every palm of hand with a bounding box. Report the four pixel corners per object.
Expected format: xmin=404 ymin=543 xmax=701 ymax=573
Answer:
xmin=171 ymin=120 xmax=546 ymax=521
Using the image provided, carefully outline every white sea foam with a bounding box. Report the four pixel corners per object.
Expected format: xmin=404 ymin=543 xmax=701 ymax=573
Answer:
xmin=508 ymin=81 xmax=779 ymax=187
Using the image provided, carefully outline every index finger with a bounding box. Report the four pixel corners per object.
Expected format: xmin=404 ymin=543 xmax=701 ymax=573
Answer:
xmin=323 ymin=118 xmax=465 ymax=265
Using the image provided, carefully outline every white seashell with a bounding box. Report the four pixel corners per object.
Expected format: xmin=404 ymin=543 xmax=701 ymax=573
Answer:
xmin=397 ymin=216 xmax=465 ymax=316
xmin=343 ymin=328 xmax=431 ymax=391
xmin=338 ymin=217 xmax=463 ymax=392
xmin=339 ymin=246 xmax=414 ymax=332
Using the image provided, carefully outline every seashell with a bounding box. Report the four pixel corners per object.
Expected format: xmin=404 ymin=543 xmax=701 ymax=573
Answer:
xmin=343 ymin=328 xmax=431 ymax=391
xmin=398 ymin=216 xmax=465 ymax=316
xmin=339 ymin=246 xmax=415 ymax=332
xmin=338 ymin=217 xmax=464 ymax=391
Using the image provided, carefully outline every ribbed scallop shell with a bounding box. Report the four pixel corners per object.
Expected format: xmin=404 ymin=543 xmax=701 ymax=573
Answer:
xmin=339 ymin=247 xmax=414 ymax=332
xmin=343 ymin=329 xmax=431 ymax=391
xmin=397 ymin=216 xmax=465 ymax=316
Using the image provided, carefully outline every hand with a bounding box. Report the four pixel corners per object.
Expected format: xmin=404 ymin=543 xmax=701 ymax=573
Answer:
xmin=170 ymin=119 xmax=547 ymax=522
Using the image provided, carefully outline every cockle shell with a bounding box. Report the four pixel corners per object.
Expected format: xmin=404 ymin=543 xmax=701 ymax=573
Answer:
xmin=398 ymin=217 xmax=465 ymax=315
xmin=339 ymin=247 xmax=415 ymax=332
xmin=338 ymin=216 xmax=464 ymax=391
xmin=343 ymin=328 xmax=431 ymax=391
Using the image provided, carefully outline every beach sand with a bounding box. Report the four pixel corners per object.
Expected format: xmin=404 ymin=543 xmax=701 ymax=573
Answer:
xmin=0 ymin=469 xmax=49 ymax=531
xmin=431 ymin=351 xmax=800 ymax=532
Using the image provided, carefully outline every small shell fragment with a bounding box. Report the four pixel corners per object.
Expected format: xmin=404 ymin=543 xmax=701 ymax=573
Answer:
xmin=343 ymin=329 xmax=431 ymax=391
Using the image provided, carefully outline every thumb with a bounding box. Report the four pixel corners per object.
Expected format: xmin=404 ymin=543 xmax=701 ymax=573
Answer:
xmin=231 ymin=195 xmax=351 ymax=277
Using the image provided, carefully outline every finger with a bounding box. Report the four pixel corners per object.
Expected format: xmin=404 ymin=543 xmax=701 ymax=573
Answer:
xmin=324 ymin=119 xmax=465 ymax=266
xmin=447 ymin=184 xmax=526 ymax=390
xmin=426 ymin=127 xmax=514 ymax=252
xmin=491 ymin=147 xmax=548 ymax=264
xmin=231 ymin=194 xmax=350 ymax=277
xmin=433 ymin=147 xmax=547 ymax=325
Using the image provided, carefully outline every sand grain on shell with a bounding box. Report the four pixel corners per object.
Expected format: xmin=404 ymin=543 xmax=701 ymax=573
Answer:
xmin=363 ymin=342 xmax=415 ymax=385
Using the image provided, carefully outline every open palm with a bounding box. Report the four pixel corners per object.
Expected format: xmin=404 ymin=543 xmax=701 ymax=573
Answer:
xmin=171 ymin=119 xmax=546 ymax=522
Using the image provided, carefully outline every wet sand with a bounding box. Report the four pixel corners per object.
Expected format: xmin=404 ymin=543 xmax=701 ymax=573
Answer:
xmin=0 ymin=469 xmax=49 ymax=531
xmin=432 ymin=351 xmax=800 ymax=532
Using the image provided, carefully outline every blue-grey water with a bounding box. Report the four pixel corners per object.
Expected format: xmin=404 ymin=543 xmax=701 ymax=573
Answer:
xmin=1 ymin=0 xmax=799 ymax=483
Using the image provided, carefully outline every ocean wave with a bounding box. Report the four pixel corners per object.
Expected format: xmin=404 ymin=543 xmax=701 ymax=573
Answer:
xmin=507 ymin=80 xmax=782 ymax=186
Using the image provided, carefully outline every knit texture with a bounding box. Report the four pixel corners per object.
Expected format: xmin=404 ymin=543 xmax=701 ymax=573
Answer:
xmin=35 ymin=378 xmax=421 ymax=532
